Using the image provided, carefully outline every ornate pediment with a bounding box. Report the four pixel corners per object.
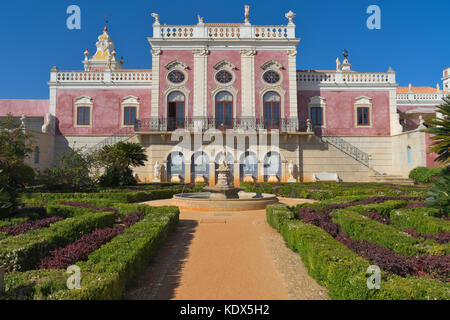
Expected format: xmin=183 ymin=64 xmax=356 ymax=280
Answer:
xmin=261 ymin=60 xmax=284 ymax=70
xmin=213 ymin=60 xmax=237 ymax=70
xmin=165 ymin=60 xmax=188 ymax=70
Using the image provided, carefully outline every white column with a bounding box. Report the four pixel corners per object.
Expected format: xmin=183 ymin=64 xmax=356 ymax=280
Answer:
xmin=192 ymin=49 xmax=209 ymax=117
xmin=151 ymin=49 xmax=162 ymax=118
xmin=240 ymin=49 xmax=256 ymax=117
xmin=287 ymin=49 xmax=298 ymax=120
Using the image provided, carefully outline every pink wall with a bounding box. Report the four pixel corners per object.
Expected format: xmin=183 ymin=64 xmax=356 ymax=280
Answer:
xmin=425 ymin=133 xmax=439 ymax=167
xmin=255 ymin=51 xmax=290 ymax=119
xmin=55 ymin=89 xmax=151 ymax=135
xmin=159 ymin=50 xmax=194 ymax=118
xmin=0 ymin=100 xmax=49 ymax=117
xmin=297 ymin=90 xmax=391 ymax=136
xmin=207 ymin=50 xmax=242 ymax=118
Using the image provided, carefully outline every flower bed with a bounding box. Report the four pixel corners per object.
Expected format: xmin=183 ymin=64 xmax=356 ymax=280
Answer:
xmin=266 ymin=204 xmax=450 ymax=299
xmin=0 ymin=216 xmax=64 ymax=236
xmin=1 ymin=206 xmax=179 ymax=300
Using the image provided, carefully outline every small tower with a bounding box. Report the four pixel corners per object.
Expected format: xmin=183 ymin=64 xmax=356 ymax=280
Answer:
xmin=442 ymin=67 xmax=450 ymax=91
xmin=83 ymin=25 xmax=123 ymax=71
xmin=341 ymin=50 xmax=351 ymax=71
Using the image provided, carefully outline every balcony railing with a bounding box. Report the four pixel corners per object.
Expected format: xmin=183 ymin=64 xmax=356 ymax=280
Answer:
xmin=154 ymin=24 xmax=295 ymax=40
xmin=396 ymin=92 xmax=448 ymax=104
xmin=296 ymin=71 xmax=396 ymax=85
xmin=134 ymin=117 xmax=307 ymax=133
xmin=49 ymin=69 xmax=152 ymax=85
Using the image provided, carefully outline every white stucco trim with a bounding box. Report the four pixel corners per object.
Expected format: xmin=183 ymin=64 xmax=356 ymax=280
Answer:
xmin=259 ymin=86 xmax=286 ymax=121
xmin=121 ymin=95 xmax=140 ymax=128
xmin=73 ymin=96 xmax=93 ymax=128
xmin=308 ymin=96 xmax=326 ymax=128
xmin=354 ymin=96 xmax=373 ymax=128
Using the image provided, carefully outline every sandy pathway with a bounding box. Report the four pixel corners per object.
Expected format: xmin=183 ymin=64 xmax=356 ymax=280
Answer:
xmin=124 ymin=198 xmax=328 ymax=300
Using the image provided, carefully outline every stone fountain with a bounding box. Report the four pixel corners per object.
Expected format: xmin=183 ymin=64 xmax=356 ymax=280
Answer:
xmin=172 ymin=153 xmax=278 ymax=211
xmin=203 ymin=156 xmax=243 ymax=199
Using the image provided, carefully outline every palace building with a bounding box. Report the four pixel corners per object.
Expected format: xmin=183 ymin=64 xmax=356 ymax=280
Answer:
xmin=0 ymin=7 xmax=447 ymax=184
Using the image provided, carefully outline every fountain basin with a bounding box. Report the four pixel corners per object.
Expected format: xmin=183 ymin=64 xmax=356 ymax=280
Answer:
xmin=172 ymin=191 xmax=278 ymax=211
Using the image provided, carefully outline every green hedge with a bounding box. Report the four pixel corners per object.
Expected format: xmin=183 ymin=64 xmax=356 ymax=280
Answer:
xmin=274 ymin=214 xmax=449 ymax=299
xmin=390 ymin=208 xmax=450 ymax=235
xmin=332 ymin=209 xmax=422 ymax=256
xmin=266 ymin=204 xmax=294 ymax=231
xmin=0 ymin=211 xmax=115 ymax=271
xmin=1 ymin=206 xmax=179 ymax=300
xmin=349 ymin=200 xmax=408 ymax=217
xmin=409 ymin=166 xmax=442 ymax=183
xmin=21 ymin=188 xmax=185 ymax=203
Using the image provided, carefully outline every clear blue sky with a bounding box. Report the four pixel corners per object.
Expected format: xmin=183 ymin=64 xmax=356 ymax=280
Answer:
xmin=0 ymin=0 xmax=448 ymax=99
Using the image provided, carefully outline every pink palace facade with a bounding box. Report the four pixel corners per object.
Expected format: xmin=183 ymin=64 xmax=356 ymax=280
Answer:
xmin=0 ymin=8 xmax=448 ymax=185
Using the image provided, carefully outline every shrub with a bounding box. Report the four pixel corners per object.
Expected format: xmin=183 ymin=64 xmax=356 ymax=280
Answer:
xmin=409 ymin=166 xmax=442 ymax=183
xmin=266 ymin=204 xmax=293 ymax=231
xmin=39 ymin=148 xmax=97 ymax=192
xmin=426 ymin=166 xmax=450 ymax=216
xmin=0 ymin=211 xmax=115 ymax=271
xmin=332 ymin=209 xmax=422 ymax=256
xmin=99 ymin=167 xmax=136 ymax=187
xmin=390 ymin=208 xmax=450 ymax=235
xmin=0 ymin=216 xmax=64 ymax=236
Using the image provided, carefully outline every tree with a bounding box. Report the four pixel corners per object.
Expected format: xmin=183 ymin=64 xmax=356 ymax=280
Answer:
xmin=423 ymin=96 xmax=450 ymax=215
xmin=96 ymin=141 xmax=147 ymax=187
xmin=0 ymin=114 xmax=35 ymax=217
xmin=423 ymin=96 xmax=450 ymax=164
xmin=40 ymin=148 xmax=97 ymax=192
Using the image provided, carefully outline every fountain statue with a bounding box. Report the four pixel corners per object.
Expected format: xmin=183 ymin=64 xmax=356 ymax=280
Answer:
xmin=172 ymin=148 xmax=278 ymax=211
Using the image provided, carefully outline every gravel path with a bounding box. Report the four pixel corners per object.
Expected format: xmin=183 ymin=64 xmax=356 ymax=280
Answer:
xmin=124 ymin=198 xmax=328 ymax=300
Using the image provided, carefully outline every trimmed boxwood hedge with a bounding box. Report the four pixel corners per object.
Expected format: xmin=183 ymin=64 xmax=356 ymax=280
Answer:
xmin=332 ymin=209 xmax=422 ymax=256
xmin=390 ymin=208 xmax=450 ymax=235
xmin=0 ymin=211 xmax=115 ymax=271
xmin=1 ymin=206 xmax=179 ymax=300
xmin=267 ymin=206 xmax=450 ymax=300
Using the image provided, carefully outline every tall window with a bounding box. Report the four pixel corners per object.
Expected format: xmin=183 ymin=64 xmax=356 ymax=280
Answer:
xmin=407 ymin=146 xmax=412 ymax=164
xmin=124 ymin=107 xmax=137 ymax=125
xmin=263 ymin=91 xmax=281 ymax=129
xmin=215 ymin=91 xmax=233 ymax=129
xmin=357 ymin=107 xmax=370 ymax=126
xmin=167 ymin=91 xmax=185 ymax=130
xmin=77 ymin=107 xmax=90 ymax=125
xmin=34 ymin=147 xmax=40 ymax=164
xmin=311 ymin=107 xmax=323 ymax=126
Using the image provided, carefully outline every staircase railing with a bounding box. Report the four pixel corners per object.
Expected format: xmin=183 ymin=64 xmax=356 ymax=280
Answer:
xmin=314 ymin=128 xmax=373 ymax=169
xmin=85 ymin=127 xmax=135 ymax=154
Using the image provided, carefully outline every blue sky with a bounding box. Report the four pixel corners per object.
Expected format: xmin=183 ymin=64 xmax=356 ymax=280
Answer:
xmin=0 ymin=0 xmax=448 ymax=99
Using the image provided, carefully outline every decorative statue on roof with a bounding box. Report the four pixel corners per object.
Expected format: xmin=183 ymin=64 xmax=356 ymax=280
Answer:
xmin=151 ymin=13 xmax=160 ymax=25
xmin=244 ymin=5 xmax=250 ymax=24
xmin=336 ymin=57 xmax=341 ymax=71
xmin=197 ymin=15 xmax=204 ymax=25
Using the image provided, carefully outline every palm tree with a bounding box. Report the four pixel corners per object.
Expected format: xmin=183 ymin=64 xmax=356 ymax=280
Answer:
xmin=423 ymin=96 xmax=450 ymax=164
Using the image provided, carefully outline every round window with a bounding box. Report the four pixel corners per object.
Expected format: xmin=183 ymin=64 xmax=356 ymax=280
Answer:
xmin=215 ymin=70 xmax=233 ymax=84
xmin=168 ymin=70 xmax=185 ymax=84
xmin=263 ymin=71 xmax=280 ymax=84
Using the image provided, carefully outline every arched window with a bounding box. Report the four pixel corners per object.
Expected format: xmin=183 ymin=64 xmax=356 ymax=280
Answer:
xmin=167 ymin=91 xmax=185 ymax=130
xmin=407 ymin=146 xmax=412 ymax=164
xmin=215 ymin=91 xmax=233 ymax=129
xmin=34 ymin=147 xmax=40 ymax=164
xmin=263 ymin=92 xmax=281 ymax=129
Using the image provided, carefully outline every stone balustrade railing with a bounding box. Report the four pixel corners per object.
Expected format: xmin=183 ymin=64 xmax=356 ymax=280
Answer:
xmin=50 ymin=69 xmax=152 ymax=85
xmin=155 ymin=24 xmax=295 ymax=39
xmin=396 ymin=92 xmax=448 ymax=103
xmin=135 ymin=117 xmax=307 ymax=133
xmin=296 ymin=71 xmax=396 ymax=85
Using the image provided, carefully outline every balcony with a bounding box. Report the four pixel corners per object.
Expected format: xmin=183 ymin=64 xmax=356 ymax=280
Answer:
xmin=134 ymin=117 xmax=309 ymax=133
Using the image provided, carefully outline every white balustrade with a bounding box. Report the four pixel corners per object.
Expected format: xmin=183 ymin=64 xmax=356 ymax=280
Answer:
xmin=297 ymin=71 xmax=396 ymax=85
xmin=51 ymin=70 xmax=152 ymax=85
xmin=155 ymin=24 xmax=295 ymax=39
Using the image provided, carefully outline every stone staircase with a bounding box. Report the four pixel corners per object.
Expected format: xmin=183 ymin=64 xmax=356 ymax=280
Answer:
xmin=85 ymin=127 xmax=136 ymax=153
xmin=320 ymin=135 xmax=414 ymax=185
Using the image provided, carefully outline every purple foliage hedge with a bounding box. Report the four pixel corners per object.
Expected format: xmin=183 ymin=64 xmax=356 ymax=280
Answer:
xmin=0 ymin=216 xmax=64 ymax=236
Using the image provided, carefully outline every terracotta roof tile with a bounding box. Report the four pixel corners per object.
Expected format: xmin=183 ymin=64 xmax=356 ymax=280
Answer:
xmin=397 ymin=86 xmax=449 ymax=94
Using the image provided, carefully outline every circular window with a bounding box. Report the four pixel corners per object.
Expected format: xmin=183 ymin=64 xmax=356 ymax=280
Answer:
xmin=168 ymin=70 xmax=185 ymax=84
xmin=215 ymin=70 xmax=233 ymax=84
xmin=263 ymin=71 xmax=280 ymax=84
